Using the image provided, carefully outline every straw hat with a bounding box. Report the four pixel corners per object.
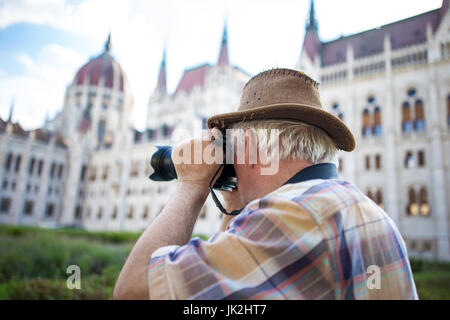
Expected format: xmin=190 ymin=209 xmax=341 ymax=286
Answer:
xmin=207 ymin=68 xmax=355 ymax=151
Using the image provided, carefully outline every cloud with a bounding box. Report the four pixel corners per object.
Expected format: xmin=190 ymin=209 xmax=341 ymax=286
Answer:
xmin=0 ymin=0 xmax=444 ymax=131
xmin=0 ymin=0 xmax=166 ymax=130
xmin=0 ymin=44 xmax=86 ymax=129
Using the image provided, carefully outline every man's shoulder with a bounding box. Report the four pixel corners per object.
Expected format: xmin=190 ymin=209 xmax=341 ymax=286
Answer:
xmin=244 ymin=179 xmax=373 ymax=224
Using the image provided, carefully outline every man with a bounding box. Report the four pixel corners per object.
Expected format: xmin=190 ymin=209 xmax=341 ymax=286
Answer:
xmin=114 ymin=68 xmax=418 ymax=300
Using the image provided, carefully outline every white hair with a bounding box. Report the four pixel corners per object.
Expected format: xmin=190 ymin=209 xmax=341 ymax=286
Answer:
xmin=229 ymin=119 xmax=339 ymax=166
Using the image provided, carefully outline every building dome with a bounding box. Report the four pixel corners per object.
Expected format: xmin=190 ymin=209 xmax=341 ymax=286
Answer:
xmin=72 ymin=34 xmax=127 ymax=92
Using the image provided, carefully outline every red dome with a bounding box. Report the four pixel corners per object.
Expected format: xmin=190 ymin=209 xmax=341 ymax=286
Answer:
xmin=73 ymin=51 xmax=127 ymax=92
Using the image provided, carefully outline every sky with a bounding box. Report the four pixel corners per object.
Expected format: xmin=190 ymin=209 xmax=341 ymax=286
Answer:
xmin=0 ymin=0 xmax=444 ymax=130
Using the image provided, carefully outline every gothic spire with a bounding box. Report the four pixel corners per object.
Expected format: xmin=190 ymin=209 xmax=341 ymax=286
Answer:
xmin=306 ymin=0 xmax=318 ymax=32
xmin=217 ymin=19 xmax=229 ymax=67
xmin=156 ymin=46 xmax=167 ymax=94
xmin=104 ymin=32 xmax=112 ymax=53
xmin=7 ymin=98 xmax=14 ymax=123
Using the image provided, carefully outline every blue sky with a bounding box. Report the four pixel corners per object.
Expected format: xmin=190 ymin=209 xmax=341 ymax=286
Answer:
xmin=0 ymin=0 xmax=443 ymax=130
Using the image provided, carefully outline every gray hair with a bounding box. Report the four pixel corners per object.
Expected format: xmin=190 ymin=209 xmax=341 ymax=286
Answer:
xmin=229 ymin=119 xmax=339 ymax=165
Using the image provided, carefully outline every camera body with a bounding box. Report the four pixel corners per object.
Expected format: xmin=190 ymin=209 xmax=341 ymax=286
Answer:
xmin=149 ymin=136 xmax=237 ymax=191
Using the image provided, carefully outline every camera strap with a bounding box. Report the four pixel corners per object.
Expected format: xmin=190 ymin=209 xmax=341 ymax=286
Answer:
xmin=209 ymin=164 xmax=243 ymax=216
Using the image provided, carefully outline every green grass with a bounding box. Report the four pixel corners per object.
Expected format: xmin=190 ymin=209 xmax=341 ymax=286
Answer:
xmin=0 ymin=225 xmax=134 ymax=299
xmin=0 ymin=225 xmax=448 ymax=299
xmin=0 ymin=225 xmax=208 ymax=299
xmin=409 ymin=258 xmax=450 ymax=300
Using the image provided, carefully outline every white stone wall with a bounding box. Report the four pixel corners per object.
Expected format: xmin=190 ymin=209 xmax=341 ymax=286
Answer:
xmin=0 ymin=127 xmax=69 ymax=227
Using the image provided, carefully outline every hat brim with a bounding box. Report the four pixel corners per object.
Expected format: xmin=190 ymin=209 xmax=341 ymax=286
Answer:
xmin=207 ymin=103 xmax=356 ymax=152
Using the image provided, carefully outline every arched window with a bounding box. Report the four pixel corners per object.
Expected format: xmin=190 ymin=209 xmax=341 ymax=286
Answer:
xmin=365 ymin=155 xmax=371 ymax=170
xmin=405 ymin=151 xmax=415 ymax=168
xmin=28 ymin=158 xmax=35 ymax=175
xmin=142 ymin=206 xmax=149 ymax=219
xmin=88 ymin=91 xmax=96 ymax=107
xmin=375 ymin=154 xmax=382 ymax=170
xmin=97 ymin=119 xmax=106 ymax=144
xmin=414 ymin=99 xmax=425 ymax=131
xmin=162 ymin=124 xmax=171 ymax=138
xmin=407 ymin=188 xmax=418 ymax=216
xmin=37 ymin=160 xmax=44 ymax=176
xmin=97 ymin=207 xmax=102 ymax=220
xmin=376 ymin=189 xmax=383 ymax=209
xmin=402 ymin=102 xmax=413 ymax=132
xmin=417 ymin=150 xmax=425 ymax=167
xmin=419 ymin=187 xmax=430 ymax=216
xmin=57 ymin=164 xmax=64 ymax=179
xmin=15 ymin=155 xmax=22 ymax=173
xmin=45 ymin=203 xmax=55 ymax=217
xmin=111 ymin=206 xmax=117 ymax=220
xmin=373 ymin=106 xmax=382 ymax=136
xmin=102 ymin=94 xmax=111 ymax=110
xmin=402 ymin=88 xmax=425 ymax=133
xmin=362 ymin=97 xmax=381 ymax=137
xmin=74 ymin=206 xmax=82 ymax=219
xmin=362 ymin=109 xmax=371 ymax=137
xmin=89 ymin=166 xmax=96 ymax=181
xmin=102 ymin=165 xmax=109 ymax=180
xmin=127 ymin=206 xmax=134 ymax=219
xmin=4 ymin=153 xmax=13 ymax=171
xmin=50 ymin=162 xmax=56 ymax=178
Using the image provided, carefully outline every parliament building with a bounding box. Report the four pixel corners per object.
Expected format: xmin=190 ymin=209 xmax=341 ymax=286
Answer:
xmin=1 ymin=1 xmax=449 ymax=261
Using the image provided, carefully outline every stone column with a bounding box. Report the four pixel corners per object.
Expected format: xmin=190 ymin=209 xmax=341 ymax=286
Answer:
xmin=345 ymin=44 xmax=357 ymax=184
xmin=117 ymin=130 xmax=132 ymax=231
xmin=383 ymin=34 xmax=400 ymax=224
xmin=59 ymin=138 xmax=84 ymax=226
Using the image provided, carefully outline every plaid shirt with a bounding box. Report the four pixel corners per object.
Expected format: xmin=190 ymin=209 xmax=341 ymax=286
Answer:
xmin=148 ymin=168 xmax=418 ymax=300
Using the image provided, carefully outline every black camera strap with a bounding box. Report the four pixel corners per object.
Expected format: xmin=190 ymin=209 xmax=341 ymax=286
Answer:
xmin=209 ymin=164 xmax=243 ymax=216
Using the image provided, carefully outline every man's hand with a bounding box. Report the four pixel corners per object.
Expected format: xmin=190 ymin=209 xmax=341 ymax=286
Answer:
xmin=172 ymin=128 xmax=223 ymax=189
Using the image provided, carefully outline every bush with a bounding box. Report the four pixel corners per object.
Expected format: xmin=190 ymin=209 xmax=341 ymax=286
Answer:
xmin=0 ymin=225 xmax=142 ymax=244
xmin=0 ymin=233 xmax=131 ymax=283
xmin=410 ymin=258 xmax=450 ymax=273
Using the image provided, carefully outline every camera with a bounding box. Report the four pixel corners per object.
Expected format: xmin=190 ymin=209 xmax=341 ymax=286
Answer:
xmin=149 ymin=135 xmax=237 ymax=192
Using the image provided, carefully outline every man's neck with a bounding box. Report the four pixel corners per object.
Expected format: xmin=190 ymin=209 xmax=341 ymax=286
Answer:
xmin=244 ymin=159 xmax=313 ymax=205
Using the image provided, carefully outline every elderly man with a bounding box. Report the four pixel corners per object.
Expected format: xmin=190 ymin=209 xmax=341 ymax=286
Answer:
xmin=114 ymin=68 xmax=417 ymax=300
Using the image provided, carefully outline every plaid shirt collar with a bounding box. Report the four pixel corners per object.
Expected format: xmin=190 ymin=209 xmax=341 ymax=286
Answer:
xmin=283 ymin=163 xmax=338 ymax=185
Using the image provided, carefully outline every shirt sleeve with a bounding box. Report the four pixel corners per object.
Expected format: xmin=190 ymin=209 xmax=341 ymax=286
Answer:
xmin=147 ymin=197 xmax=329 ymax=300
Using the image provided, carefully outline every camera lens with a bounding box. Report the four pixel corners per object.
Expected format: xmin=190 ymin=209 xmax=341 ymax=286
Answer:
xmin=149 ymin=145 xmax=177 ymax=181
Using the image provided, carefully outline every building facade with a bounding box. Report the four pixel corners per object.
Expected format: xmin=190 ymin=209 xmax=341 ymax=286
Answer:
xmin=297 ymin=0 xmax=450 ymax=261
xmin=0 ymin=1 xmax=449 ymax=260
